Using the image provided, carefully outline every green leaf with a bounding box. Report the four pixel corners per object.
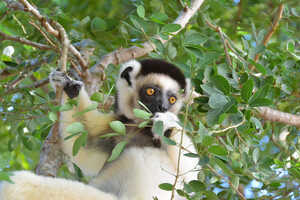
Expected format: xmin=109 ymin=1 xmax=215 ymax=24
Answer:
xmin=150 ymin=13 xmax=168 ymax=24
xmin=130 ymin=15 xmax=142 ymax=29
xmin=189 ymin=180 xmax=205 ymax=192
xmin=232 ymin=176 xmax=240 ymax=191
xmin=133 ymin=108 xmax=152 ymax=120
xmin=72 ymin=132 xmax=87 ymax=156
xmin=138 ymin=121 xmax=150 ymax=128
xmin=64 ymin=132 xmax=81 ymax=140
xmin=253 ymin=148 xmax=259 ymax=164
xmin=109 ymin=121 xmax=126 ymax=135
xmin=59 ymin=103 xmax=73 ymax=111
xmin=0 ymin=172 xmax=13 ymax=183
xmin=99 ymin=133 xmax=121 ymax=139
xmin=208 ymin=93 xmax=228 ymax=109
xmin=108 ymin=141 xmax=128 ymax=162
xmin=162 ymin=136 xmax=176 ymax=145
xmin=241 ymin=79 xmax=254 ymax=102
xmin=72 ymin=102 xmax=98 ymax=118
xmin=248 ymin=59 xmax=267 ymax=75
xmin=208 ymin=145 xmax=228 ymax=156
xmin=249 ymin=84 xmax=270 ymax=103
xmin=167 ymin=43 xmax=177 ymax=59
xmin=249 ymin=98 xmax=272 ymax=107
xmin=90 ymin=92 xmax=104 ymax=102
xmin=162 ymin=24 xmax=181 ymax=33
xmin=153 ymin=121 xmax=164 ymax=136
xmin=137 ymin=5 xmax=145 ymax=18
xmin=214 ymin=158 xmax=233 ymax=176
xmin=91 ymin=17 xmax=107 ymax=33
xmin=287 ymin=40 xmax=295 ymax=53
xmin=66 ymin=122 xmax=85 ymax=134
xmin=48 ymin=112 xmax=57 ymax=122
xmin=184 ymin=153 xmax=199 ymax=158
xmin=159 ymin=183 xmax=173 ymax=191
xmin=212 ymin=75 xmax=230 ymax=95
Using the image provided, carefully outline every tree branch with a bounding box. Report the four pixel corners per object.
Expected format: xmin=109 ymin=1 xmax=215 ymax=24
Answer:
xmin=2 ymin=77 xmax=49 ymax=96
xmin=257 ymin=107 xmax=300 ymax=128
xmin=0 ymin=32 xmax=53 ymax=50
xmin=35 ymin=22 xmax=70 ymax=176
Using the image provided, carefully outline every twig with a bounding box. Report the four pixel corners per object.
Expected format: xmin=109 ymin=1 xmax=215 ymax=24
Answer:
xmin=207 ymin=164 xmax=246 ymax=200
xmin=211 ymin=118 xmax=246 ymax=134
xmin=250 ymin=3 xmax=284 ymax=70
xmin=170 ymin=92 xmax=193 ymax=200
xmin=257 ymin=107 xmax=300 ymax=128
xmin=29 ymin=20 xmax=57 ymax=48
xmin=205 ymin=19 xmax=232 ymax=67
xmin=0 ymin=32 xmax=53 ymax=50
xmin=2 ymin=77 xmax=49 ymax=96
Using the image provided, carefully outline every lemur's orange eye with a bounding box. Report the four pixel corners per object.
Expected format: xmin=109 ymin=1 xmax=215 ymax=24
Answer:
xmin=146 ymin=88 xmax=155 ymax=96
xmin=169 ymin=96 xmax=177 ymax=104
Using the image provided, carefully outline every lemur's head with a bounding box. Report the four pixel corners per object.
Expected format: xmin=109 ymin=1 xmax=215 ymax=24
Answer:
xmin=115 ymin=59 xmax=190 ymax=120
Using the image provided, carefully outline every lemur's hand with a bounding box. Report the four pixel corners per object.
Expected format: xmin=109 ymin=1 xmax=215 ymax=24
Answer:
xmin=49 ymin=70 xmax=83 ymax=98
xmin=151 ymin=112 xmax=182 ymax=141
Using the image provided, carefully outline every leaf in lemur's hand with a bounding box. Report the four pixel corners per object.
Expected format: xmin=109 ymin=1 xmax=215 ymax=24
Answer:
xmin=109 ymin=121 xmax=126 ymax=135
xmin=133 ymin=108 xmax=152 ymax=120
xmin=90 ymin=92 xmax=104 ymax=102
xmin=158 ymin=183 xmax=173 ymax=191
xmin=99 ymin=133 xmax=121 ymax=139
xmin=161 ymin=136 xmax=176 ymax=146
xmin=153 ymin=121 xmax=164 ymax=136
xmin=108 ymin=141 xmax=128 ymax=162
xmin=72 ymin=102 xmax=98 ymax=118
xmin=72 ymin=132 xmax=87 ymax=156
xmin=138 ymin=120 xmax=150 ymax=128
xmin=66 ymin=122 xmax=85 ymax=134
xmin=59 ymin=103 xmax=73 ymax=111
xmin=64 ymin=132 xmax=81 ymax=140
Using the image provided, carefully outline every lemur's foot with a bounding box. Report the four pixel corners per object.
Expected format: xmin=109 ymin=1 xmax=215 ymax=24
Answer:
xmin=49 ymin=70 xmax=83 ymax=98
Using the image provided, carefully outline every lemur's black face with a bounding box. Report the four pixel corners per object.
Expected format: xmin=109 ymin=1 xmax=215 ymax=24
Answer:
xmin=139 ymin=84 xmax=177 ymax=114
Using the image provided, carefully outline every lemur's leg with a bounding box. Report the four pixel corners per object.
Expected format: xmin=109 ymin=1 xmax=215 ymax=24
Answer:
xmin=0 ymin=171 xmax=117 ymax=200
xmin=49 ymin=71 xmax=114 ymax=176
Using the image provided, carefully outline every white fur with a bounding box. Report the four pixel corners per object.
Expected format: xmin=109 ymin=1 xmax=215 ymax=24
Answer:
xmin=0 ymin=171 xmax=117 ymax=200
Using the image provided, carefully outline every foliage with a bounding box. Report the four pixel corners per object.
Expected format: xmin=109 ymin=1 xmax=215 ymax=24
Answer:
xmin=0 ymin=0 xmax=300 ymax=199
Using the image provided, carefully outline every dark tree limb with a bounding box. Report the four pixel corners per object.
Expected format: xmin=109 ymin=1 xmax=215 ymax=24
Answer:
xmin=35 ymin=22 xmax=70 ymax=176
xmin=0 ymin=32 xmax=53 ymax=50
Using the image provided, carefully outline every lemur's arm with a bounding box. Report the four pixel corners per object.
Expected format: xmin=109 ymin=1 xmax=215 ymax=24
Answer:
xmin=50 ymin=71 xmax=115 ymax=176
xmin=50 ymin=71 xmax=115 ymax=136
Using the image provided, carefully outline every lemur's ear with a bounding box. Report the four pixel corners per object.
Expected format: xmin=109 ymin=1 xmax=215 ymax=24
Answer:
xmin=119 ymin=60 xmax=142 ymax=87
xmin=120 ymin=66 xmax=133 ymax=86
